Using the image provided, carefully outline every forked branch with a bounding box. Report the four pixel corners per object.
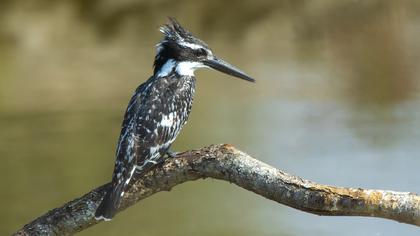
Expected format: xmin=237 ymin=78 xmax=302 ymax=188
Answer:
xmin=14 ymin=144 xmax=420 ymax=235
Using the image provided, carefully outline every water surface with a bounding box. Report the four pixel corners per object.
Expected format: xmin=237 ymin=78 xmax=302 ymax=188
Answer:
xmin=1 ymin=1 xmax=420 ymax=235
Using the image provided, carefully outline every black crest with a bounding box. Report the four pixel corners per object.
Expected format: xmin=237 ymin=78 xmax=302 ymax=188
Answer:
xmin=159 ymin=17 xmax=195 ymax=43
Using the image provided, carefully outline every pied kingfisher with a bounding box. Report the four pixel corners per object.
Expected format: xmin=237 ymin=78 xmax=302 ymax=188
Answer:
xmin=95 ymin=17 xmax=255 ymax=220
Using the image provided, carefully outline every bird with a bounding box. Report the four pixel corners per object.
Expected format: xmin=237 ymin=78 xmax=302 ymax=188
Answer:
xmin=94 ymin=17 xmax=255 ymax=221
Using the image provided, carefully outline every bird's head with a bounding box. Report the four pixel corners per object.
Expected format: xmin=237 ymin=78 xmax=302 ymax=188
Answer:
xmin=154 ymin=17 xmax=255 ymax=82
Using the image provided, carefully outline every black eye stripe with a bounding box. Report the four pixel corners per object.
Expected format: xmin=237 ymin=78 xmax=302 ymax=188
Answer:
xmin=194 ymin=48 xmax=207 ymax=56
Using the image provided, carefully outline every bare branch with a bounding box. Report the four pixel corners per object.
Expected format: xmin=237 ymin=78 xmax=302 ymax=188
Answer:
xmin=14 ymin=144 xmax=420 ymax=235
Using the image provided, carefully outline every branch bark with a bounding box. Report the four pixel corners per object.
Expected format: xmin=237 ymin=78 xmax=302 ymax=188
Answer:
xmin=14 ymin=144 xmax=420 ymax=235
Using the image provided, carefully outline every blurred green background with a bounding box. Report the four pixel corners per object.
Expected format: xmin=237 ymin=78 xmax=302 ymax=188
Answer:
xmin=1 ymin=0 xmax=420 ymax=235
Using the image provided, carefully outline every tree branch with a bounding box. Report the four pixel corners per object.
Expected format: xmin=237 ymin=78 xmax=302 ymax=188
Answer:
xmin=14 ymin=144 xmax=420 ymax=235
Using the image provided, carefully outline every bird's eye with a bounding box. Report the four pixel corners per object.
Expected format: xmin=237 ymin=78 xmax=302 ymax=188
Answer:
xmin=197 ymin=48 xmax=207 ymax=56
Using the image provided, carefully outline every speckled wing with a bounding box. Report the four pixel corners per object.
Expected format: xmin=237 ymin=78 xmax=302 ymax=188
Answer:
xmin=112 ymin=82 xmax=148 ymax=187
xmin=115 ymin=73 xmax=195 ymax=183
xmin=131 ymin=73 xmax=195 ymax=171
xmin=94 ymin=81 xmax=149 ymax=220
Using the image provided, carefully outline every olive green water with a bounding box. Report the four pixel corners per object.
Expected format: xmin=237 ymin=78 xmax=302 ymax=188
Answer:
xmin=1 ymin=1 xmax=420 ymax=235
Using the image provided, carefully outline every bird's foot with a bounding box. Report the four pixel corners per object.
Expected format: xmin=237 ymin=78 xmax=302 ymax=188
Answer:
xmin=166 ymin=150 xmax=179 ymax=158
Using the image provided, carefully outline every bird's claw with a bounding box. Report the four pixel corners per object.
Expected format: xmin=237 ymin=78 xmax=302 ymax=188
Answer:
xmin=166 ymin=150 xmax=179 ymax=158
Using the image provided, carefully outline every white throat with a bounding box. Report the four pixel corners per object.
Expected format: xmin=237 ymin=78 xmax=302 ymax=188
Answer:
xmin=156 ymin=60 xmax=205 ymax=77
xmin=176 ymin=61 xmax=205 ymax=76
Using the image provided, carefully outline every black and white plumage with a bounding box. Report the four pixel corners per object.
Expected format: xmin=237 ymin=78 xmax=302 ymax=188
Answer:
xmin=95 ymin=18 xmax=255 ymax=221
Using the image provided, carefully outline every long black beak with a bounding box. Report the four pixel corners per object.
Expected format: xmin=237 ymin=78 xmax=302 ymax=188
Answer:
xmin=204 ymin=57 xmax=255 ymax=82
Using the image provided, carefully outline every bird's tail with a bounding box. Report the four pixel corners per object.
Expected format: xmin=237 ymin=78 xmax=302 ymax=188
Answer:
xmin=95 ymin=182 xmax=125 ymax=221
